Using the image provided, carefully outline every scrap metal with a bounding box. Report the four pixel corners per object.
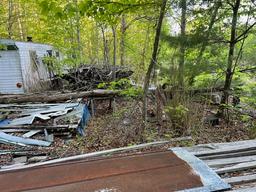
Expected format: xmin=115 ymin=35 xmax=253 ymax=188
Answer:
xmin=0 ymin=149 xmax=230 ymax=192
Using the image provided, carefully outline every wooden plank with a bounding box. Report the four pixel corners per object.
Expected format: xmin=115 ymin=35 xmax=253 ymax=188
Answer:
xmin=206 ymin=155 xmax=256 ymax=168
xmin=231 ymin=187 xmax=256 ymax=192
xmin=224 ymin=174 xmax=256 ymax=185
xmin=187 ymin=140 xmax=256 ymax=154
xmin=216 ymin=161 xmax=256 ymax=174
xmin=199 ymin=149 xmax=256 ymax=160
xmin=194 ymin=145 xmax=256 ymax=157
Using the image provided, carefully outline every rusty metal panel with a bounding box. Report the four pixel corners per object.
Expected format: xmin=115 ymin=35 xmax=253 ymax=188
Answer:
xmin=0 ymin=150 xmax=229 ymax=192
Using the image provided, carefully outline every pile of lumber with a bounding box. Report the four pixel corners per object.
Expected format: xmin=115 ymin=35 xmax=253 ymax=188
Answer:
xmin=58 ymin=65 xmax=133 ymax=91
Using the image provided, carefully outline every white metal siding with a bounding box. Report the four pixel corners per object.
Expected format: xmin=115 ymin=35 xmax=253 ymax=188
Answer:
xmin=0 ymin=51 xmax=24 ymax=94
xmin=16 ymin=42 xmax=52 ymax=92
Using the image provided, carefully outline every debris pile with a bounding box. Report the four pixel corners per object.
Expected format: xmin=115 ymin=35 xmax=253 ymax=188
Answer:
xmin=0 ymin=87 xmax=119 ymax=167
xmin=58 ymin=65 xmax=133 ymax=91
xmin=0 ymin=103 xmax=89 ymax=144
xmin=0 ymin=102 xmax=90 ymax=166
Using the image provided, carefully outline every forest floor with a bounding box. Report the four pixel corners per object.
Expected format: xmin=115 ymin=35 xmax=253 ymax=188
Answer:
xmin=0 ymin=97 xmax=253 ymax=166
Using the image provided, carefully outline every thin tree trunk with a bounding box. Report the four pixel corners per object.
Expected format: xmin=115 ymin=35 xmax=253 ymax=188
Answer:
xmin=17 ymin=0 xmax=25 ymax=40
xmin=112 ymin=25 xmax=117 ymax=80
xmin=143 ymin=0 xmax=167 ymax=121
xmin=74 ymin=0 xmax=82 ymax=62
xmin=141 ymin=24 xmax=150 ymax=71
xmin=95 ymin=24 xmax=99 ymax=65
xmin=120 ymin=15 xmax=126 ymax=66
xmin=7 ymin=0 xmax=13 ymax=39
xmin=221 ymin=0 xmax=240 ymax=105
xmin=101 ymin=25 xmax=109 ymax=66
xmin=178 ymin=0 xmax=187 ymax=88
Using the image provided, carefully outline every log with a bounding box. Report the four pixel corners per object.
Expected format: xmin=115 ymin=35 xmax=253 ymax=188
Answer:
xmin=0 ymin=89 xmax=119 ymax=104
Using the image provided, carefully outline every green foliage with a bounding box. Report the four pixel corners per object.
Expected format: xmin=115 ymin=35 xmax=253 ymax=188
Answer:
xmin=0 ymin=0 xmax=255 ymax=111
xmin=0 ymin=44 xmax=7 ymax=50
xmin=42 ymin=56 xmax=63 ymax=75
xmin=165 ymin=104 xmax=189 ymax=121
xmin=98 ymin=78 xmax=143 ymax=98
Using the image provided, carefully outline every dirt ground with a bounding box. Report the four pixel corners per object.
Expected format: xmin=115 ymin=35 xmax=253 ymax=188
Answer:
xmin=0 ymin=98 xmax=253 ymax=166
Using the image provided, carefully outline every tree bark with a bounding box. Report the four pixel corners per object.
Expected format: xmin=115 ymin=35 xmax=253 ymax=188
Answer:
xmin=143 ymin=0 xmax=167 ymax=121
xmin=17 ymin=0 xmax=25 ymax=41
xmin=112 ymin=25 xmax=117 ymax=80
xmin=74 ymin=0 xmax=82 ymax=61
xmin=120 ymin=15 xmax=126 ymax=66
xmin=141 ymin=24 xmax=150 ymax=71
xmin=7 ymin=0 xmax=13 ymax=39
xmin=101 ymin=25 xmax=110 ymax=66
xmin=221 ymin=0 xmax=240 ymax=105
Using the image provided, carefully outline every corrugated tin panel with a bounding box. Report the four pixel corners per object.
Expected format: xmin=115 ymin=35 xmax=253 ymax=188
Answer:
xmin=0 ymin=50 xmax=24 ymax=94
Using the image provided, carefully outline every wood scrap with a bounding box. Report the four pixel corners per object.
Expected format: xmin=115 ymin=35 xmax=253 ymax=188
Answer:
xmin=0 ymin=89 xmax=119 ymax=104
xmin=58 ymin=65 xmax=133 ymax=91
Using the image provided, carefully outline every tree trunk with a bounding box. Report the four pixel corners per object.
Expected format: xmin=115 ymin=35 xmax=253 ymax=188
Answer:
xmin=112 ymin=25 xmax=117 ymax=80
xmin=141 ymin=24 xmax=150 ymax=71
xmin=120 ymin=15 xmax=126 ymax=66
xmin=178 ymin=0 xmax=187 ymax=88
xmin=101 ymin=25 xmax=110 ymax=66
xmin=17 ymin=0 xmax=25 ymax=41
xmin=7 ymin=0 xmax=13 ymax=39
xmin=143 ymin=0 xmax=167 ymax=121
xmin=74 ymin=0 xmax=82 ymax=62
xmin=221 ymin=0 xmax=240 ymax=105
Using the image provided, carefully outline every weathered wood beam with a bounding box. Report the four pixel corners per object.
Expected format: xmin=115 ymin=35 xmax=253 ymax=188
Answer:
xmin=216 ymin=161 xmax=256 ymax=174
xmin=224 ymin=174 xmax=256 ymax=185
xmin=0 ymin=90 xmax=119 ymax=104
xmin=231 ymin=187 xmax=256 ymax=192
xmin=206 ymin=155 xmax=256 ymax=168
xmin=194 ymin=145 xmax=256 ymax=157
xmin=199 ymin=150 xmax=256 ymax=160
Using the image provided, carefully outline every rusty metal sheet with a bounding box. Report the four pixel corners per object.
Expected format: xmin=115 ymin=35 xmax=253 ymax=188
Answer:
xmin=0 ymin=149 xmax=230 ymax=192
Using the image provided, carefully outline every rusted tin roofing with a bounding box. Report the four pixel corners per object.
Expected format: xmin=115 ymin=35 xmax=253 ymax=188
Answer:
xmin=0 ymin=149 xmax=230 ymax=192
